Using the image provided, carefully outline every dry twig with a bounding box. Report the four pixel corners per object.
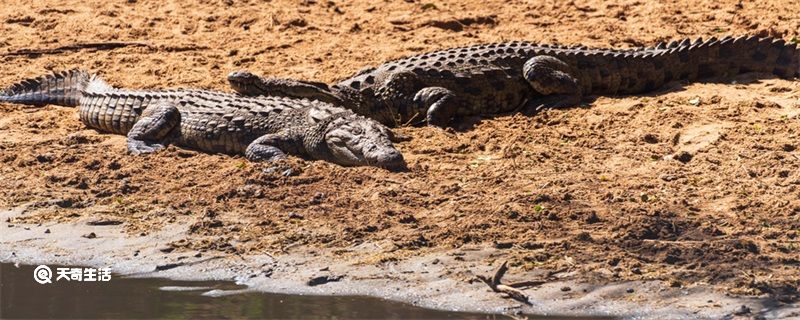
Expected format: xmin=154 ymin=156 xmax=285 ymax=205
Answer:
xmin=476 ymin=261 xmax=532 ymax=305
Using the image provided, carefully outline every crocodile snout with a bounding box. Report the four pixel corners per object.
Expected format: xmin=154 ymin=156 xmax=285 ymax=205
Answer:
xmin=371 ymin=148 xmax=406 ymax=171
xmin=227 ymin=71 xmax=259 ymax=82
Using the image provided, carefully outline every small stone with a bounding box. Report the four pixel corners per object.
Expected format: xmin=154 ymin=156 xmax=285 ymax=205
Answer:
xmin=585 ymin=211 xmax=600 ymax=224
xmin=288 ymin=212 xmax=304 ymax=220
xmin=675 ymin=151 xmax=693 ymax=163
xmin=688 ymin=97 xmax=701 ymax=106
xmin=82 ymin=232 xmax=97 ymax=239
xmin=159 ymin=247 xmax=175 ymax=253
xmin=626 ymin=288 xmax=635 ymax=293
xmin=310 ymin=192 xmax=325 ymax=205
xmin=659 ymin=174 xmax=678 ymax=181
xmin=642 ymin=133 xmax=659 ymax=144
xmin=307 ymin=275 xmax=343 ymax=287
xmin=398 ymin=214 xmax=417 ymax=224
xmin=36 ymin=153 xmax=54 ymax=163
xmin=574 ymin=232 xmax=592 ymax=242
xmin=44 ymin=229 xmax=51 ymax=234
xmin=733 ymin=305 xmax=751 ymax=315
xmin=782 ymin=144 xmax=796 ymax=152
xmin=561 ymin=286 xmax=571 ymax=292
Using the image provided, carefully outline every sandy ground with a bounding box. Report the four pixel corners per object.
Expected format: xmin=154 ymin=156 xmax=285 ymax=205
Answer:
xmin=1 ymin=0 xmax=800 ymax=318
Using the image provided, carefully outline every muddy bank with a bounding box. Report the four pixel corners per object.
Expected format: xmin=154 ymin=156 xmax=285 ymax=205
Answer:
xmin=2 ymin=206 xmax=797 ymax=319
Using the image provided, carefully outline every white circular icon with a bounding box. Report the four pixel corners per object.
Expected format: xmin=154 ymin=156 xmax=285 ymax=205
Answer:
xmin=34 ymin=265 xmax=53 ymax=284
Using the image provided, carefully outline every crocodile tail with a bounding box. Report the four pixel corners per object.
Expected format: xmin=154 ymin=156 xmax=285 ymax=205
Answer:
xmin=667 ymin=35 xmax=800 ymax=80
xmin=0 ymin=69 xmax=111 ymax=107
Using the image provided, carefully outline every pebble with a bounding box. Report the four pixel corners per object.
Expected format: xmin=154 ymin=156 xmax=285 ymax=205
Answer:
xmin=585 ymin=212 xmax=600 ymax=224
xmin=159 ymin=247 xmax=175 ymax=253
xmin=733 ymin=305 xmax=751 ymax=315
xmin=642 ymin=133 xmax=660 ymax=144
xmin=288 ymin=212 xmax=304 ymax=220
xmin=675 ymin=151 xmax=693 ymax=163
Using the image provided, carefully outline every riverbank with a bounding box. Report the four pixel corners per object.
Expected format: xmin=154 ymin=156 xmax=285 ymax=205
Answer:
xmin=2 ymin=206 xmax=796 ymax=319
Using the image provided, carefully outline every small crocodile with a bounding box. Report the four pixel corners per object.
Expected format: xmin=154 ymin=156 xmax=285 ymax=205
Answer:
xmin=0 ymin=70 xmax=406 ymax=169
xmin=228 ymin=35 xmax=799 ymax=127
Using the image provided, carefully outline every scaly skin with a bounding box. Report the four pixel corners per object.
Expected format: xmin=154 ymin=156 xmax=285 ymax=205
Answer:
xmin=0 ymin=70 xmax=406 ymax=170
xmin=229 ymin=35 xmax=800 ymax=127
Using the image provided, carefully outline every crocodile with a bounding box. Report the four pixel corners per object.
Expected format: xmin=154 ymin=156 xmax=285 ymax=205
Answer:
xmin=0 ymin=69 xmax=406 ymax=170
xmin=228 ymin=35 xmax=800 ymax=127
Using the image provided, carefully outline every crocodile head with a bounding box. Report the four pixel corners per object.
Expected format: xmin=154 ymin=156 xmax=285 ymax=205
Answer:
xmin=321 ymin=116 xmax=406 ymax=170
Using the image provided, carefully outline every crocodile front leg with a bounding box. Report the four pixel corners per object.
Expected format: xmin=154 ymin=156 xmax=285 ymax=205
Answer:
xmin=126 ymin=103 xmax=180 ymax=155
xmin=523 ymin=55 xmax=583 ymax=109
xmin=245 ymin=131 xmax=303 ymax=162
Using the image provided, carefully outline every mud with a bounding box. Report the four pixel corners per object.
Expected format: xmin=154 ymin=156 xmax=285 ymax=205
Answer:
xmin=1 ymin=0 xmax=800 ymax=318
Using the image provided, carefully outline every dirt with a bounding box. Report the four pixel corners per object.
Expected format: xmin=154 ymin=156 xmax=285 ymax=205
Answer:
xmin=1 ymin=0 xmax=799 ymax=318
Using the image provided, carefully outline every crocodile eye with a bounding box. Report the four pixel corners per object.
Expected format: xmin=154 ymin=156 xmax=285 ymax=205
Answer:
xmin=329 ymin=137 xmax=345 ymax=145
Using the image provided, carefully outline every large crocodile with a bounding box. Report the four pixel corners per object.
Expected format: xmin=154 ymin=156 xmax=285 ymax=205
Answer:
xmin=228 ymin=35 xmax=800 ymax=127
xmin=0 ymin=70 xmax=406 ymax=169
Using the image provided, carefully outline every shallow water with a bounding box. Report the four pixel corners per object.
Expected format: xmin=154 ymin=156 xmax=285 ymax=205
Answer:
xmin=0 ymin=263 xmax=526 ymax=319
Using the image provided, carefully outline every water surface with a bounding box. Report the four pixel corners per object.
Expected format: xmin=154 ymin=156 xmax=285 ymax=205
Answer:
xmin=1 ymin=263 xmax=504 ymax=319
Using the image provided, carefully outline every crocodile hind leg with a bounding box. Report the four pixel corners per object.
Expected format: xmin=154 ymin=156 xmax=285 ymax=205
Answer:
xmin=375 ymin=71 xmax=457 ymax=127
xmin=413 ymin=87 xmax=459 ymax=128
xmin=245 ymin=131 xmax=302 ymax=162
xmin=522 ymin=55 xmax=583 ymax=109
xmin=126 ymin=103 xmax=180 ymax=155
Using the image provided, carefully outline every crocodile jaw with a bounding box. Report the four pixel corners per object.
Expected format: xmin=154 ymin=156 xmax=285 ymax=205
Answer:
xmin=324 ymin=119 xmax=406 ymax=170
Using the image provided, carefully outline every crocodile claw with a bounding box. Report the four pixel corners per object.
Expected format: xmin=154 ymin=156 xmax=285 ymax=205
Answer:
xmin=127 ymin=139 xmax=165 ymax=155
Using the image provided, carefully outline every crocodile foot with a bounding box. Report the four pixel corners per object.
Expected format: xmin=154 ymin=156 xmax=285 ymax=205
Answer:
xmin=127 ymin=139 xmax=165 ymax=155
